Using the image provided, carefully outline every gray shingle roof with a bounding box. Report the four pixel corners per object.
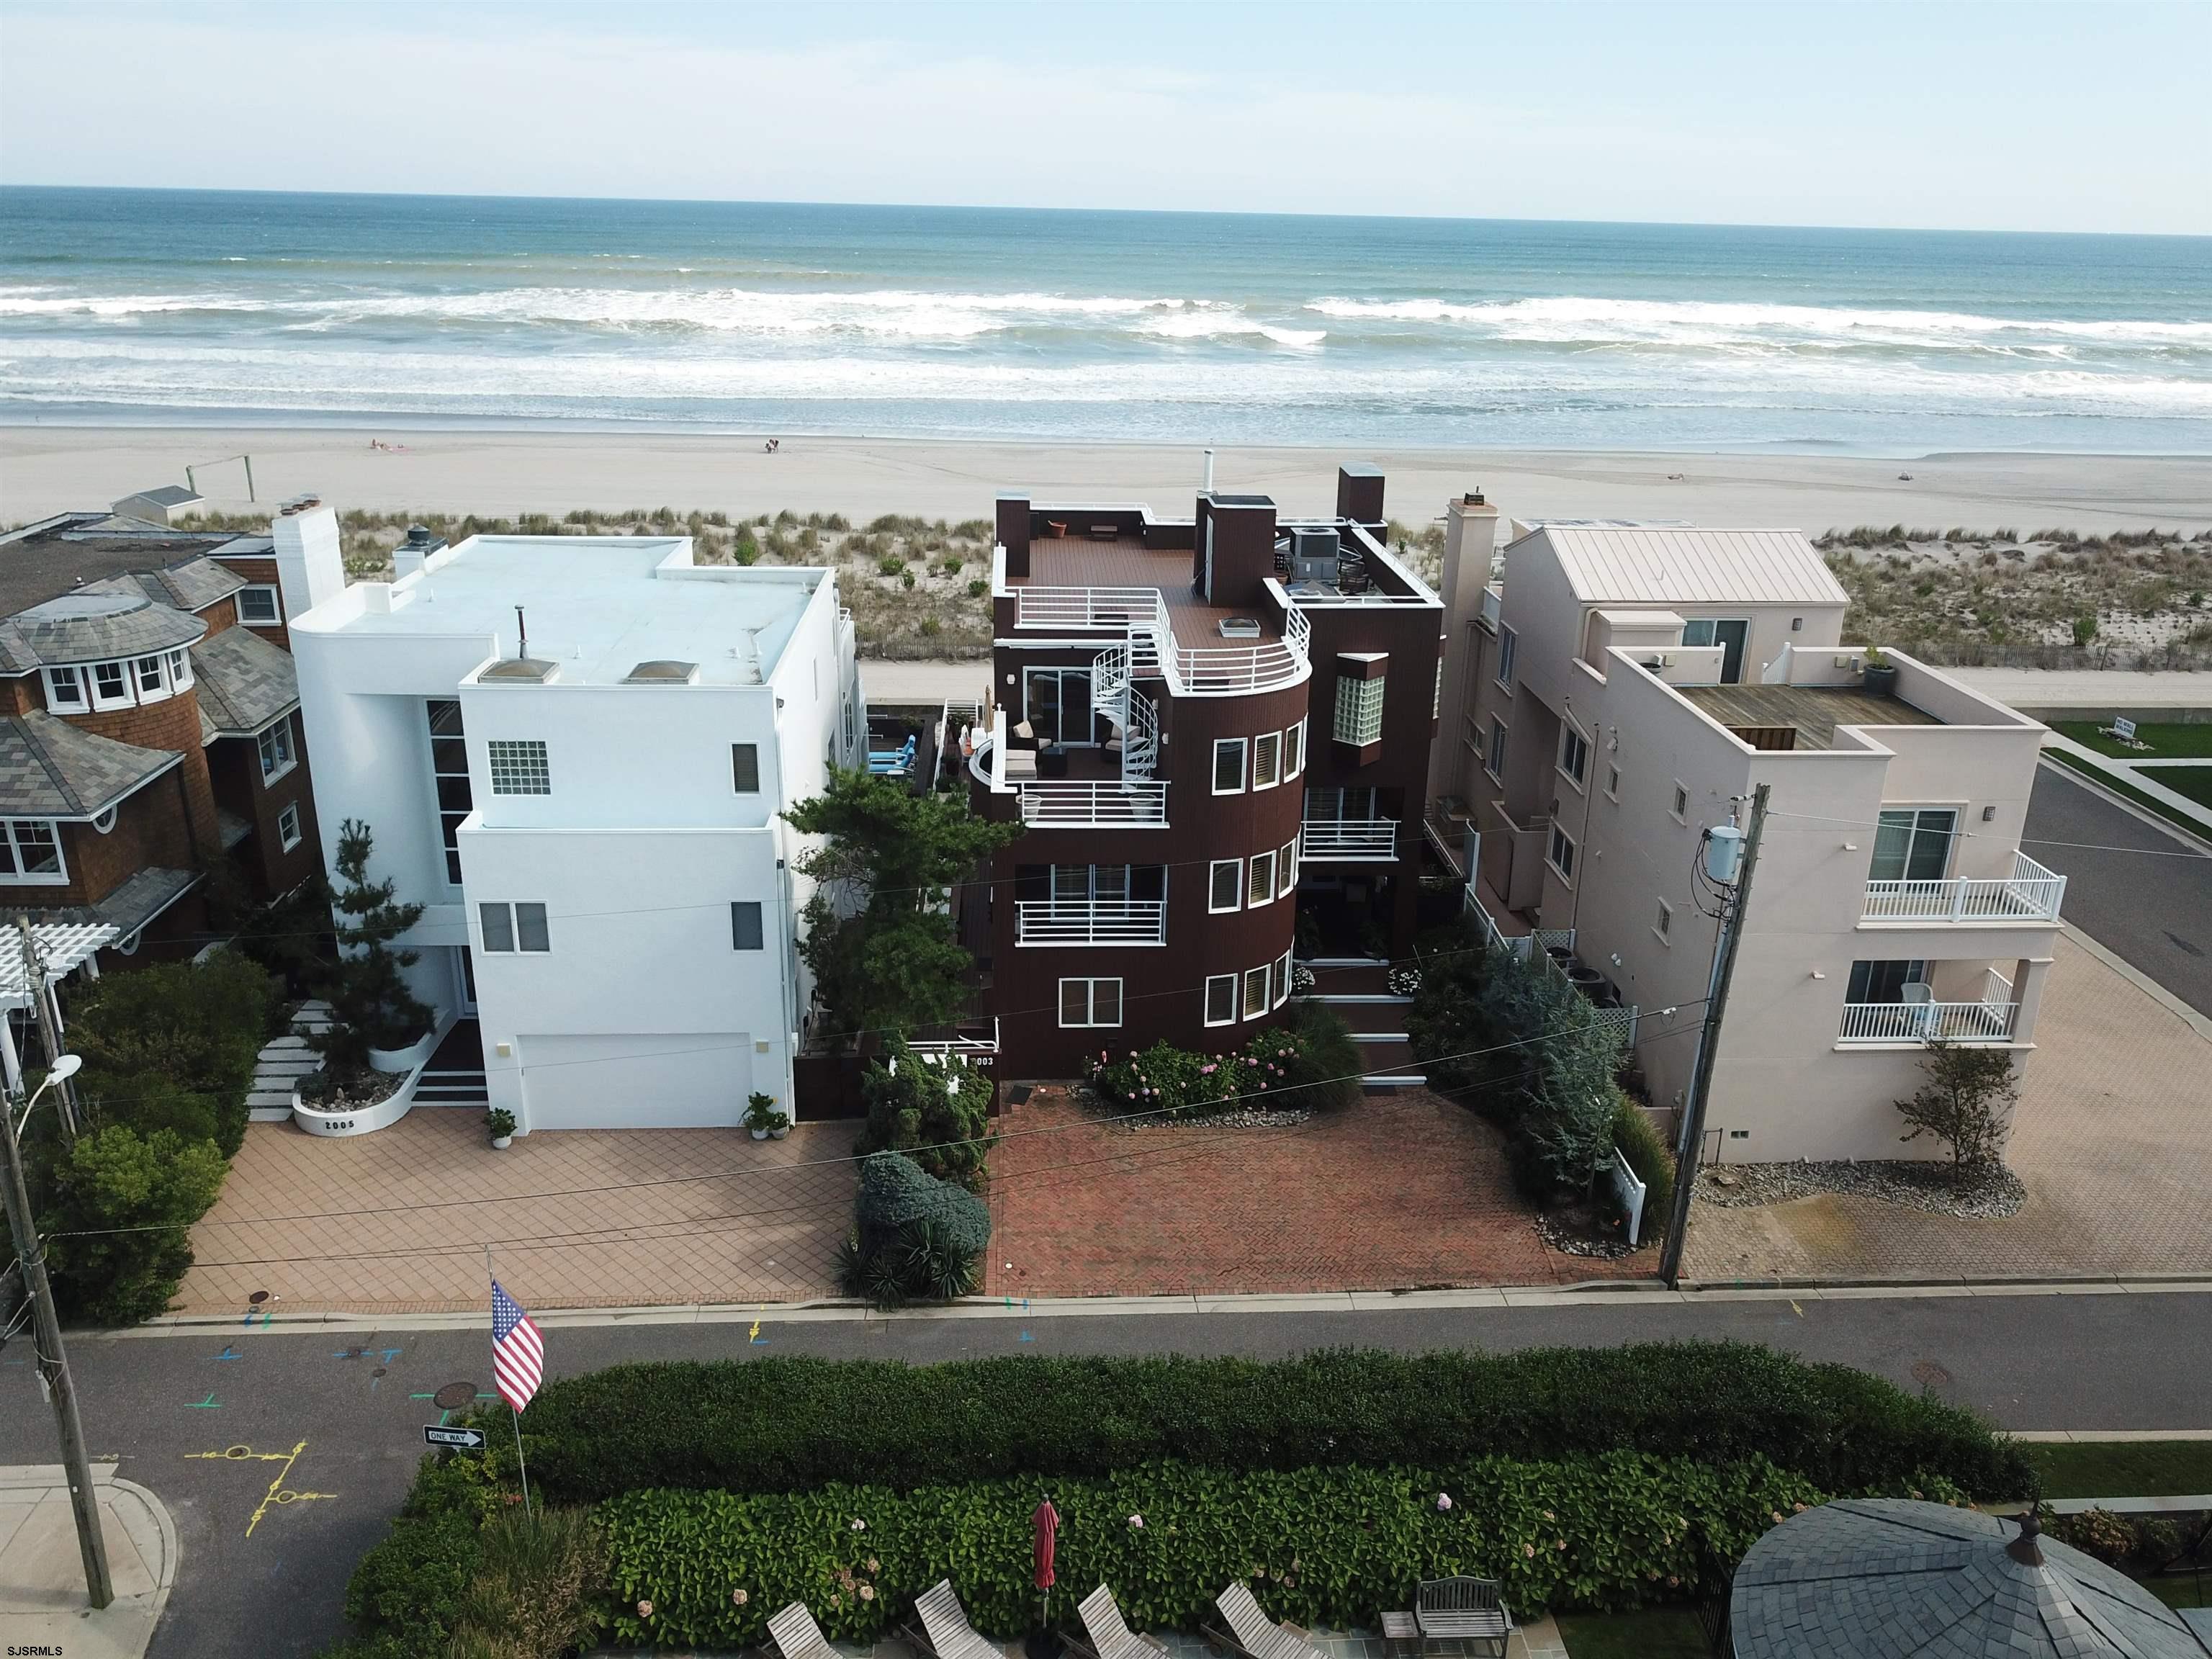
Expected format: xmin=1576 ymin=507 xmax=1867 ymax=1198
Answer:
xmin=0 ymin=711 xmax=181 ymax=819
xmin=12 ymin=590 xmax=205 ymax=666
xmin=84 ymin=555 xmax=245 ymax=615
xmin=191 ymin=623 xmax=300 ymax=736
xmin=1731 ymin=1499 xmax=2212 ymax=1658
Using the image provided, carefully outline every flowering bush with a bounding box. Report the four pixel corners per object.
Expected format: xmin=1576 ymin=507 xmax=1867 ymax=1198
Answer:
xmin=1388 ymin=966 xmax=1424 ymax=996
xmin=1088 ymin=1042 xmax=1242 ymax=1120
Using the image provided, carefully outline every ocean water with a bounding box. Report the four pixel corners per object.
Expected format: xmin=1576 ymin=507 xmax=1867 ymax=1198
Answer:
xmin=2 ymin=186 xmax=2208 ymax=453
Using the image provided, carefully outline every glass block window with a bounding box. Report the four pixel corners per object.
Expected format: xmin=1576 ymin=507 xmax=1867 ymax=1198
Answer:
xmin=487 ymin=739 xmax=550 ymax=796
xmin=1334 ymin=674 xmax=1385 ymax=746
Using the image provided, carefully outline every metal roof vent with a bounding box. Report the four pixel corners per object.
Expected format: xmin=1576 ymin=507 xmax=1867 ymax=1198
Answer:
xmin=624 ymin=660 xmax=699 ymax=685
xmin=1218 ymin=617 xmax=1261 ymax=639
xmin=481 ymin=657 xmax=557 ymax=683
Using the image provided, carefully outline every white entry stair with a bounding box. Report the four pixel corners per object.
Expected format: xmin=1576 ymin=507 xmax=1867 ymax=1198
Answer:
xmin=247 ymin=999 xmax=332 ymax=1121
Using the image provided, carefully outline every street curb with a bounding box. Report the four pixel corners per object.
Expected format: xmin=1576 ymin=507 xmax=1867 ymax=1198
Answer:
xmin=2038 ymin=750 xmax=2212 ymax=849
xmin=2059 ymin=921 xmax=2212 ymax=1042
xmin=2013 ymin=1429 xmax=2212 ymax=1443
xmin=107 ymin=1274 xmax=2212 ymax=1336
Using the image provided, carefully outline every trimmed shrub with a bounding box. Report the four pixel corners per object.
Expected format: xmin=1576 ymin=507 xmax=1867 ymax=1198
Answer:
xmin=340 ymin=1455 xmax=503 ymax=1656
xmin=837 ymin=1152 xmax=989 ymax=1308
xmin=67 ymin=948 xmax=279 ymax=1156
xmin=503 ymin=1344 xmax=2031 ymax=1506
xmin=40 ymin=1125 xmax=228 ymax=1324
xmin=599 ymin=1452 xmax=1825 ymax=1648
xmin=1277 ymin=1002 xmax=1364 ymax=1112
xmin=1610 ymin=1093 xmax=1676 ymax=1237
xmin=854 ymin=1037 xmax=994 ymax=1192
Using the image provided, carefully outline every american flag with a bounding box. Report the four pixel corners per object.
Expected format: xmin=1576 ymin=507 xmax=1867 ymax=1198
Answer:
xmin=490 ymin=1280 xmax=544 ymax=1413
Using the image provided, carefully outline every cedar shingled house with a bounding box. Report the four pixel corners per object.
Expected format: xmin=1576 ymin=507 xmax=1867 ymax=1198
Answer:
xmin=0 ymin=493 xmax=338 ymax=963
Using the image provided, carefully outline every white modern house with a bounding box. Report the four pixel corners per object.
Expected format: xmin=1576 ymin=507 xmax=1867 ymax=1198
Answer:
xmin=1434 ymin=505 xmax=2065 ymax=1164
xmin=292 ymin=526 xmax=862 ymax=1133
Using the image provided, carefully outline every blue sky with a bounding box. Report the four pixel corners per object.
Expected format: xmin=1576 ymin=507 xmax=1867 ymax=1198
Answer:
xmin=1 ymin=1 xmax=2206 ymax=234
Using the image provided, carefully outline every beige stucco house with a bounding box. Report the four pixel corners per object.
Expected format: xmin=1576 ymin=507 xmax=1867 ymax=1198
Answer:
xmin=1430 ymin=499 xmax=2063 ymax=1164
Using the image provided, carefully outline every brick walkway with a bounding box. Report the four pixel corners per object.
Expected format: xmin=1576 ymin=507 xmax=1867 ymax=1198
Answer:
xmin=984 ymin=1087 xmax=1646 ymax=1298
xmin=1681 ymin=932 xmax=2212 ymax=1283
xmin=174 ymin=1110 xmax=853 ymax=1316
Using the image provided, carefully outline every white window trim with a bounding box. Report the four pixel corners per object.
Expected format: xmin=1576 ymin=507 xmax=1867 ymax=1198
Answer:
xmin=1285 ymin=718 xmax=1305 ymax=779
xmin=1212 ymin=737 xmax=1246 ymax=796
xmin=168 ymin=647 xmax=192 ymax=693
xmin=1242 ymin=964 xmax=1272 ymax=1020
xmin=132 ymin=654 xmax=171 ymax=704
xmin=1484 ymin=718 xmax=1509 ymax=786
xmin=1251 ymin=730 xmax=1282 ymax=792
xmin=1280 ymin=838 xmax=1298 ymax=896
xmin=1547 ymin=824 xmax=1578 ymax=884
xmin=1557 ymin=724 xmax=1589 ymax=793
xmin=0 ymin=819 xmax=68 ymax=886
xmin=1203 ymin=974 xmax=1238 ymax=1028
xmin=256 ymin=716 xmax=297 ymax=784
xmin=41 ymin=666 xmax=86 ymax=711
xmin=277 ymin=801 xmax=303 ymax=852
xmin=1653 ymin=898 xmax=1674 ymax=945
xmin=91 ymin=661 xmax=132 ymax=711
xmin=731 ymin=742 xmax=762 ymax=794
xmin=1604 ymin=764 xmax=1621 ymax=802
xmin=1670 ymin=781 xmax=1689 ymax=824
xmin=477 ymin=901 xmax=552 ymax=954
xmin=1208 ymin=858 xmax=1242 ymax=914
xmin=1274 ymin=948 xmax=1292 ymax=1008
xmin=238 ymin=584 xmax=282 ymax=626
xmin=1058 ymin=977 xmax=1124 ymax=1028
xmin=1496 ymin=625 xmax=1519 ymax=690
xmin=1246 ymin=850 xmax=1277 ymax=909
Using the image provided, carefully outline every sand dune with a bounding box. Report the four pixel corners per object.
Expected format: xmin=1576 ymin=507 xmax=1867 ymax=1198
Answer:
xmin=4 ymin=426 xmax=2209 ymax=534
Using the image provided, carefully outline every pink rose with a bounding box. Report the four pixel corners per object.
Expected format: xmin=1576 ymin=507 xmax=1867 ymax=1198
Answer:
xmin=1128 ymin=1513 xmax=1145 ymax=1529
xmin=1437 ymin=1493 xmax=1452 ymax=1511
xmin=638 ymin=1600 xmax=655 ymax=1618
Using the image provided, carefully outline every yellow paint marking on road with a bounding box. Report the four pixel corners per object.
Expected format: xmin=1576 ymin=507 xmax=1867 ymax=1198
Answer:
xmin=749 ymin=1318 xmax=761 ymax=1342
xmin=185 ymin=1439 xmax=338 ymax=1537
xmin=1790 ymin=1300 xmax=1804 ymax=1318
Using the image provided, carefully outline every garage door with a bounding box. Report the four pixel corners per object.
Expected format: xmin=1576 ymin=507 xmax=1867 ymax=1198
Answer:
xmin=516 ymin=1033 xmax=754 ymax=1131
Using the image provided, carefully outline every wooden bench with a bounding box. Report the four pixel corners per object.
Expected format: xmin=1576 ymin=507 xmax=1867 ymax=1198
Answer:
xmin=1415 ymin=1576 xmax=1512 ymax=1658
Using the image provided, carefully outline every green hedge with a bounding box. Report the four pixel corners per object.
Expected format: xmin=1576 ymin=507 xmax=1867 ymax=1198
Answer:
xmin=599 ymin=1452 xmax=1826 ymax=1649
xmin=499 ymin=1344 xmax=2030 ymax=1505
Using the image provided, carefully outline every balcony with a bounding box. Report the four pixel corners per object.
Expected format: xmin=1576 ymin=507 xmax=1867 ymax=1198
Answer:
xmin=1016 ymin=780 xmax=1169 ymax=829
xmin=1838 ymin=969 xmax=2019 ymax=1046
xmin=1861 ymin=850 xmax=2066 ymax=925
xmin=1014 ymin=899 xmax=1168 ymax=947
xmin=1300 ymin=819 xmax=1398 ymax=861
xmin=1478 ymin=585 xmax=1503 ymax=631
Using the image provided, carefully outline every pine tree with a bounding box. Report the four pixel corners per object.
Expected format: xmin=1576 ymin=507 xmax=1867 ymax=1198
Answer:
xmin=314 ymin=819 xmax=431 ymax=1072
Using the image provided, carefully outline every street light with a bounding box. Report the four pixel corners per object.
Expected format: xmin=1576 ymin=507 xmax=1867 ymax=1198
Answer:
xmin=10 ymin=1052 xmax=81 ymax=1139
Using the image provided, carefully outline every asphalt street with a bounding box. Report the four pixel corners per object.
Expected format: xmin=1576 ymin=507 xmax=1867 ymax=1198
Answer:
xmin=2025 ymin=761 xmax=2212 ymax=1016
xmin=4 ymin=1290 xmax=2211 ymax=1658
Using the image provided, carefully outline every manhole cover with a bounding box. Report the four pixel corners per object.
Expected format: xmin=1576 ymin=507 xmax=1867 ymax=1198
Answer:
xmin=371 ymin=1367 xmax=387 ymax=1380
xmin=433 ymin=1381 xmax=477 ymax=1411
xmin=1910 ymin=1359 xmax=1952 ymax=1393
xmin=247 ymin=1290 xmax=270 ymax=1305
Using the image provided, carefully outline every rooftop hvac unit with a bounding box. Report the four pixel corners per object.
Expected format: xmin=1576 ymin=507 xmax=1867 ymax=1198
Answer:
xmin=1289 ymin=526 xmax=1340 ymax=585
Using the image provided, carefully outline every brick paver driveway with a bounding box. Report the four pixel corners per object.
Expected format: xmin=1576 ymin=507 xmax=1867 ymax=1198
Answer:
xmin=1682 ymin=932 xmax=2212 ymax=1284
xmin=174 ymin=1110 xmax=853 ymax=1316
xmin=984 ymin=1087 xmax=1647 ymax=1298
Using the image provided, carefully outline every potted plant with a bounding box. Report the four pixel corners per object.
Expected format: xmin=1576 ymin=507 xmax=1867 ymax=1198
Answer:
xmin=745 ymin=1091 xmax=788 ymax=1141
xmin=313 ymin=819 xmax=436 ymax=1076
xmin=1862 ymin=647 xmax=1899 ymax=697
xmin=485 ymin=1107 xmax=516 ymax=1149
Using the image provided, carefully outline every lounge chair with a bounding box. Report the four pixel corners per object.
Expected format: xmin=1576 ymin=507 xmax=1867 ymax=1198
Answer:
xmin=1414 ymin=1576 xmax=1513 ymax=1659
xmin=1212 ymin=1581 xmax=1328 ymax=1659
xmin=912 ymin=1579 xmax=1004 ymax=1659
xmin=1075 ymin=1585 xmax=1168 ymax=1659
xmin=768 ymin=1601 xmax=839 ymax=1659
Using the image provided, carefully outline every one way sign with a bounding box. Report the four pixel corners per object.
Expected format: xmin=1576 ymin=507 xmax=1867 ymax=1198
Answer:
xmin=424 ymin=1425 xmax=487 ymax=1449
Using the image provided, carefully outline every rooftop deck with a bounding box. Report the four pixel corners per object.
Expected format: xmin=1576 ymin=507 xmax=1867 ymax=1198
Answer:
xmin=1010 ymin=534 xmax=1282 ymax=653
xmin=1680 ymin=682 xmax=1943 ymax=751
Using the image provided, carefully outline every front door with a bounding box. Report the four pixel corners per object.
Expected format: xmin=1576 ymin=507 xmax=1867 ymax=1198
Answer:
xmin=1683 ymin=619 xmax=1751 ymax=683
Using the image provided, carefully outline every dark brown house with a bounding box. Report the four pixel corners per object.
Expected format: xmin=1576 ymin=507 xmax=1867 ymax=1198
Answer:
xmin=0 ymin=500 xmax=327 ymax=965
xmin=963 ymin=464 xmax=1444 ymax=1079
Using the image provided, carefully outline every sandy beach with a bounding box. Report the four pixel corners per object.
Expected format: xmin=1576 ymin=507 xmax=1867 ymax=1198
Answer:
xmin=4 ymin=428 xmax=2208 ymax=534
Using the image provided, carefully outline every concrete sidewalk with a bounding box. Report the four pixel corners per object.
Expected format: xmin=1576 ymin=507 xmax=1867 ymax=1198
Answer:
xmin=0 ymin=1462 xmax=177 ymax=1659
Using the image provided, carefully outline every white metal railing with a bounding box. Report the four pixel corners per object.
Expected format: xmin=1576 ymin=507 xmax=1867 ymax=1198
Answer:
xmin=1012 ymin=586 xmax=1161 ymax=631
xmin=1862 ymin=850 xmax=2067 ymax=924
xmin=909 ymin=1017 xmax=999 ymax=1064
xmin=1016 ymin=781 xmax=1169 ymax=828
xmin=1008 ymin=583 xmax=1309 ymax=698
xmin=1838 ymin=994 xmax=2018 ymax=1046
xmin=1015 ymin=899 xmax=1168 ymax=946
xmin=1464 ymin=885 xmax=1534 ymax=963
xmin=1299 ymin=819 xmax=1398 ymax=860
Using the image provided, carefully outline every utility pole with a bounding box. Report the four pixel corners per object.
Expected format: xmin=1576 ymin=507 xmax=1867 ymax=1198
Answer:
xmin=19 ymin=920 xmax=78 ymax=1141
xmin=0 ymin=1055 xmax=113 ymax=1608
xmin=1659 ymin=783 xmax=1769 ymax=1287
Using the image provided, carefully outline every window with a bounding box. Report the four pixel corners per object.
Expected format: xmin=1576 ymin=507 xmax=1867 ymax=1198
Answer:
xmin=42 ymin=667 xmax=84 ymax=710
xmin=478 ymin=902 xmax=514 ymax=953
xmin=1671 ymin=782 xmax=1689 ymax=822
xmin=1559 ymin=727 xmax=1589 ymax=786
xmin=1547 ymin=824 xmax=1577 ymax=881
xmin=1334 ymin=674 xmax=1385 ymax=746
xmin=1433 ymin=657 xmax=1444 ymax=718
xmin=133 ymin=653 xmax=166 ymax=701
xmin=731 ymin=742 xmax=761 ymax=793
xmin=487 ymin=739 xmax=551 ymax=796
xmin=1024 ymin=667 xmax=1099 ymax=745
xmin=1605 ymin=764 xmax=1621 ymax=800
xmin=1209 ymin=858 xmax=1242 ymax=913
xmin=0 ymin=819 xmax=65 ymax=885
xmin=1059 ymin=978 xmax=1123 ymax=1028
xmin=167 ymin=647 xmax=192 ymax=691
xmin=93 ymin=662 xmax=129 ymax=708
xmin=1284 ymin=719 xmax=1304 ymax=778
xmin=1213 ymin=737 xmax=1246 ymax=794
xmin=480 ymin=902 xmax=551 ymax=954
xmin=1654 ymin=898 xmax=1673 ymax=942
xmin=428 ymin=700 xmax=469 ymax=884
xmin=1280 ymin=839 xmax=1298 ymax=896
xmin=1274 ymin=948 xmax=1292 ymax=1008
xmin=1252 ymin=731 xmax=1282 ymax=790
xmin=1247 ymin=850 xmax=1277 ymax=907
xmin=1871 ymin=809 xmax=1958 ymax=883
xmin=1681 ymin=619 xmax=1750 ymax=683
xmin=277 ymin=802 xmax=302 ymax=852
xmin=238 ymin=585 xmax=281 ymax=626
xmin=1848 ymin=958 xmax=1929 ymax=1004
xmin=1204 ymin=974 xmax=1238 ymax=1027
xmin=256 ymin=716 xmax=297 ymax=783
xmin=1485 ymin=718 xmax=1509 ymax=782
xmin=1496 ymin=625 xmax=1518 ymax=688
xmin=1243 ymin=965 xmax=1271 ymax=1019
xmin=731 ymin=901 xmax=765 ymax=950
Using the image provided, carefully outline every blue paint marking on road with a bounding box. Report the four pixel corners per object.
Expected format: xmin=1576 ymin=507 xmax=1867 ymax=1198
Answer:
xmin=1019 ymin=1330 xmax=1035 ymax=1343
xmin=379 ymin=1347 xmax=402 ymax=1364
xmin=212 ymin=1346 xmax=243 ymax=1362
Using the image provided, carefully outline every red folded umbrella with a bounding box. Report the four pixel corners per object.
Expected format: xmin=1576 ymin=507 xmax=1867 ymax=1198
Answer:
xmin=1033 ymin=1497 xmax=1060 ymax=1591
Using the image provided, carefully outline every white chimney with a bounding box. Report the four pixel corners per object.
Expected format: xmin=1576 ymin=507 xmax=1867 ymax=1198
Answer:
xmin=271 ymin=497 xmax=344 ymax=620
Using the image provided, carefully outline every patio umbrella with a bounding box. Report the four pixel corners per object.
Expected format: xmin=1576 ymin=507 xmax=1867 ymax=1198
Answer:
xmin=1026 ymin=1497 xmax=1061 ymax=1659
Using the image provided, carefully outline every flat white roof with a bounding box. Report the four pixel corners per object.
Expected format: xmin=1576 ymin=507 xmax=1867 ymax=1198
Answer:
xmin=1519 ymin=524 xmax=1849 ymax=609
xmin=308 ymin=536 xmax=827 ymax=688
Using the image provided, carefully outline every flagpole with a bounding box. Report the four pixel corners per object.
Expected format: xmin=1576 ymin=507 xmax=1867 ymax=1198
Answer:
xmin=487 ymin=1244 xmax=533 ymax=1517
